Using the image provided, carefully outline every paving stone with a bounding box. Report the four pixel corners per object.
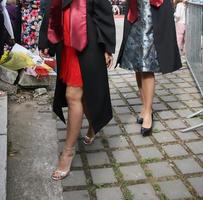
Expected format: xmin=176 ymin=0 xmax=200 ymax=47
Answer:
xmin=156 ymin=89 xmax=170 ymax=96
xmin=130 ymin=135 xmax=153 ymax=146
xmin=63 ymin=190 xmax=90 ymax=200
xmin=119 ymin=87 xmax=133 ymax=93
xmin=185 ymin=99 xmax=202 ymax=108
xmin=176 ymin=93 xmax=194 ymax=101
xmin=175 ymin=131 xmax=199 ymax=140
xmin=163 ymin=144 xmax=188 ymax=157
xmin=176 ymin=82 xmax=192 ymax=88
xmin=124 ymin=92 xmax=138 ymax=99
xmin=124 ymin=123 xmax=141 ymax=134
xmin=153 ymin=132 xmax=176 ymax=143
xmin=91 ymin=168 xmax=116 ymax=184
xmin=170 ymin=88 xmax=187 ymax=94
xmin=57 ymin=130 xmax=66 ymax=140
xmin=72 ymin=154 xmax=83 ymax=167
xmin=112 ymin=99 xmax=126 ymax=106
xmin=160 ymin=95 xmax=178 ymax=102
xmin=153 ymin=121 xmax=167 ymax=131
xmin=86 ymin=152 xmax=110 ymax=166
xmin=167 ymin=102 xmax=187 ymax=109
xmin=170 ymin=77 xmax=184 ymax=83
xmin=108 ymin=118 xmax=117 ymax=125
xmin=147 ymin=161 xmax=176 ymax=177
xmin=138 ymin=147 xmax=163 ymax=159
xmin=158 ymin=111 xmax=177 ymax=120
xmin=120 ymin=165 xmax=146 ymax=181
xmin=84 ymin=139 xmax=104 ymax=151
xmin=174 ymin=158 xmax=203 ymax=174
xmin=82 ymin=119 xmax=89 ymax=128
xmin=56 ymin=121 xmax=66 ymax=130
xmin=127 ymin=98 xmax=142 ymax=105
xmin=158 ymin=180 xmax=192 ymax=199
xmin=108 ymin=136 xmax=129 ymax=148
xmin=96 ymin=187 xmax=123 ymax=200
xmin=62 ymin=170 xmax=86 ymax=187
xmin=153 ymin=97 xmax=161 ymax=103
xmin=163 ymin=83 xmax=177 ymax=89
xmin=112 ymin=149 xmax=137 ymax=163
xmin=184 ymin=87 xmax=199 ymax=93
xmin=118 ymin=114 xmax=136 ymax=124
xmin=153 ymin=103 xmax=168 ymax=111
xmin=188 ymin=177 xmax=203 ymax=197
xmin=175 ymin=109 xmax=193 ymax=118
xmin=166 ymin=119 xmax=187 ymax=129
xmin=115 ymin=82 xmax=128 ymax=88
xmin=186 ymin=141 xmax=203 ymax=154
xmin=128 ymin=184 xmax=159 ymax=200
xmin=111 ymin=94 xmax=121 ymax=100
xmin=132 ymin=104 xmax=142 ymax=113
xmin=113 ymin=106 xmax=131 ymax=114
xmin=186 ymin=118 xmax=203 ymax=127
xmin=103 ymin=125 xmax=123 ymax=137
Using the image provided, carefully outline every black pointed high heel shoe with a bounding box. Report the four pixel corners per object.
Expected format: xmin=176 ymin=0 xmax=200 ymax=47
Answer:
xmin=141 ymin=114 xmax=154 ymax=137
xmin=136 ymin=116 xmax=143 ymax=124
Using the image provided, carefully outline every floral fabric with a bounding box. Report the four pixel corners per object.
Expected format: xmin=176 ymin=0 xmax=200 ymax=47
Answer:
xmin=21 ymin=0 xmax=42 ymax=51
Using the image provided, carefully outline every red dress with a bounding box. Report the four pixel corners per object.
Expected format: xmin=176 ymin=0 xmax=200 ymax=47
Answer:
xmin=60 ymin=8 xmax=83 ymax=87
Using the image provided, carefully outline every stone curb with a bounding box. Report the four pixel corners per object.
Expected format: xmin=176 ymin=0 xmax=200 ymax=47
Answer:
xmin=0 ymin=92 xmax=7 ymax=200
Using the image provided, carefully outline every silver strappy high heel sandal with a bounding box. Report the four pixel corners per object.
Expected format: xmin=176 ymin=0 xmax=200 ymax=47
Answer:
xmin=51 ymin=147 xmax=75 ymax=181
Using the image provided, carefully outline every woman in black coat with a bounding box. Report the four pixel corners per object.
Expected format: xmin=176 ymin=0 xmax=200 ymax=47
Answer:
xmin=38 ymin=0 xmax=115 ymax=180
xmin=117 ymin=0 xmax=182 ymax=137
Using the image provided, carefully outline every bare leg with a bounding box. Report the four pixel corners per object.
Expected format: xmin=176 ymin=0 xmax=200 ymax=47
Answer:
xmin=141 ymin=72 xmax=155 ymax=128
xmin=136 ymin=72 xmax=145 ymax=117
xmin=55 ymin=86 xmax=84 ymax=172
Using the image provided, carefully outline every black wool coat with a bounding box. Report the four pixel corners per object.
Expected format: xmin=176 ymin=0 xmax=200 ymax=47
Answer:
xmin=38 ymin=0 xmax=116 ymax=133
xmin=117 ymin=0 xmax=182 ymax=74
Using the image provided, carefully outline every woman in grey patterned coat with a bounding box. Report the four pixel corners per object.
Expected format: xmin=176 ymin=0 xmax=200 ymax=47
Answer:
xmin=117 ymin=0 xmax=182 ymax=136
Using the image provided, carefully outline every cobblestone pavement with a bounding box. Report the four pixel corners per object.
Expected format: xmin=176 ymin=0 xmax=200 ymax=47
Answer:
xmin=56 ymin=65 xmax=203 ymax=200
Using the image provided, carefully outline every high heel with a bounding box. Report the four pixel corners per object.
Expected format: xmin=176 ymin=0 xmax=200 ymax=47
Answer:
xmin=83 ymin=127 xmax=95 ymax=145
xmin=83 ymin=135 xmax=95 ymax=145
xmin=137 ymin=116 xmax=143 ymax=124
xmin=51 ymin=147 xmax=75 ymax=181
xmin=141 ymin=114 xmax=154 ymax=137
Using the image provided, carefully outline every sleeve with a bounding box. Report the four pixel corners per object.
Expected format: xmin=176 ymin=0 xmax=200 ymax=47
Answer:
xmin=38 ymin=5 xmax=56 ymax=56
xmin=93 ymin=0 xmax=116 ymax=54
xmin=1 ymin=0 xmax=14 ymax=39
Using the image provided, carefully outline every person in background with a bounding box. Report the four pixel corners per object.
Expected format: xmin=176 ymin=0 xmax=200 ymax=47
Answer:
xmin=174 ymin=0 xmax=186 ymax=55
xmin=117 ymin=0 xmax=182 ymax=137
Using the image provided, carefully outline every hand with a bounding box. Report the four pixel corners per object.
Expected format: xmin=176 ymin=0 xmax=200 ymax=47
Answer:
xmin=39 ymin=49 xmax=50 ymax=58
xmin=105 ymin=52 xmax=113 ymax=68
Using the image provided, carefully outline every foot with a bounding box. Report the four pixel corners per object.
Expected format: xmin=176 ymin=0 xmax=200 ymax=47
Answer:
xmin=137 ymin=107 xmax=145 ymax=124
xmin=141 ymin=112 xmax=154 ymax=137
xmin=83 ymin=126 xmax=95 ymax=145
xmin=52 ymin=147 xmax=75 ymax=181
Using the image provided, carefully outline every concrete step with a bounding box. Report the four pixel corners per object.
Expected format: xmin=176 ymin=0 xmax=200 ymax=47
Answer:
xmin=0 ymin=92 xmax=8 ymax=200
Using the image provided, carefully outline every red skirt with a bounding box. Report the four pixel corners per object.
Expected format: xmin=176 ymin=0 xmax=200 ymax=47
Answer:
xmin=60 ymin=8 xmax=83 ymax=87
